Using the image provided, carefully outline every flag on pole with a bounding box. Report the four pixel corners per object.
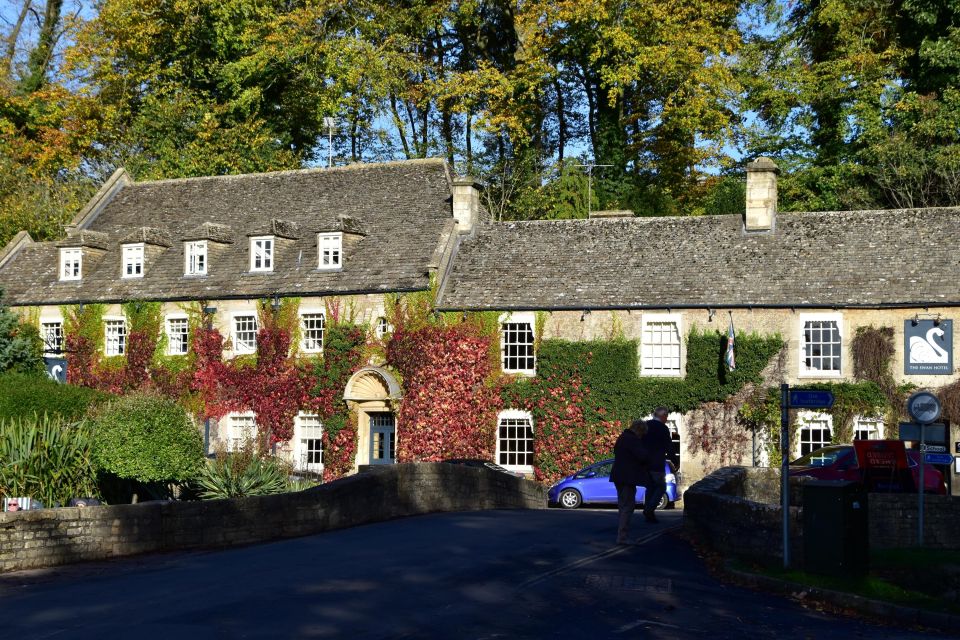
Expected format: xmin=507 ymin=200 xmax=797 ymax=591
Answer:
xmin=725 ymin=312 xmax=736 ymax=372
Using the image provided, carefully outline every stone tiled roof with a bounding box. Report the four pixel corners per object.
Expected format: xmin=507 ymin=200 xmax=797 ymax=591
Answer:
xmin=0 ymin=159 xmax=455 ymax=305
xmin=436 ymin=208 xmax=960 ymax=310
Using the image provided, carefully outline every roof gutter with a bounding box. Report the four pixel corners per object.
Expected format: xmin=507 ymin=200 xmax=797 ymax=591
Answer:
xmin=9 ymin=285 xmax=432 ymax=309
xmin=435 ymin=301 xmax=960 ymax=312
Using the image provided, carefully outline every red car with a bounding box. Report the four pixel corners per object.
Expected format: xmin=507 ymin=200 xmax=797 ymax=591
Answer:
xmin=789 ymin=445 xmax=946 ymax=494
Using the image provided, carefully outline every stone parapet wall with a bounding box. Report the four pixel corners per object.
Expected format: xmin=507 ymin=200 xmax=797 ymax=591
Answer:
xmin=685 ymin=466 xmax=960 ymax=566
xmin=683 ymin=466 xmax=801 ymax=567
xmin=870 ymin=493 xmax=960 ymax=550
xmin=0 ymin=463 xmax=547 ymax=573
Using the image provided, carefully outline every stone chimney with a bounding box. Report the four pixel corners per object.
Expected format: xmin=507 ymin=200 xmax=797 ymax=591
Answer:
xmin=745 ymin=157 xmax=779 ymax=232
xmin=452 ymin=178 xmax=482 ymax=233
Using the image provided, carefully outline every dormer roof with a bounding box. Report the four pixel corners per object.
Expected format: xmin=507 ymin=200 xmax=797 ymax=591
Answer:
xmin=55 ymin=229 xmax=109 ymax=250
xmin=247 ymin=218 xmax=301 ymax=240
xmin=315 ymin=214 xmax=368 ymax=237
xmin=182 ymin=222 xmax=234 ymax=244
xmin=119 ymin=227 xmax=172 ymax=248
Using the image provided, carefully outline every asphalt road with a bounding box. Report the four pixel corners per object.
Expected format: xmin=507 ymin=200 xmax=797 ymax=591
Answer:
xmin=0 ymin=508 xmax=944 ymax=639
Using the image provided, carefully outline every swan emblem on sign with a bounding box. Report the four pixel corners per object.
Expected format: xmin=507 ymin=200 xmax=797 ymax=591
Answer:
xmin=910 ymin=327 xmax=949 ymax=364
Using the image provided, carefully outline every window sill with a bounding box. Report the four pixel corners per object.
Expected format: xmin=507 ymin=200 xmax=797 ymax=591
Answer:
xmin=315 ymin=267 xmax=343 ymax=273
xmin=640 ymin=371 xmax=684 ymax=378
xmin=502 ymin=369 xmax=536 ymax=377
xmin=797 ymin=371 xmax=843 ymax=379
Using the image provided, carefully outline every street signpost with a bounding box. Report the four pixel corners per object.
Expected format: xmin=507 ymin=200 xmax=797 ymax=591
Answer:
xmin=924 ymin=453 xmax=954 ymax=465
xmin=906 ymin=391 xmax=943 ymax=547
xmin=780 ymin=385 xmax=835 ymax=568
xmin=787 ymin=389 xmax=835 ymax=409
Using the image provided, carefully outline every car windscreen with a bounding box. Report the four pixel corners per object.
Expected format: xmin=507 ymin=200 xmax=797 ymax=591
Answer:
xmin=791 ymin=447 xmax=852 ymax=468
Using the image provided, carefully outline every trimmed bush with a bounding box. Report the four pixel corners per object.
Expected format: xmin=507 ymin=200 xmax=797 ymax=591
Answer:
xmin=0 ymin=414 xmax=99 ymax=506
xmin=0 ymin=372 xmax=109 ymax=422
xmin=90 ymin=392 xmax=203 ymax=483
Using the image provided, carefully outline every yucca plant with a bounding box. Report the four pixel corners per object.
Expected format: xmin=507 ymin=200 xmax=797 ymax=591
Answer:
xmin=0 ymin=414 xmax=99 ymax=507
xmin=193 ymin=445 xmax=289 ymax=500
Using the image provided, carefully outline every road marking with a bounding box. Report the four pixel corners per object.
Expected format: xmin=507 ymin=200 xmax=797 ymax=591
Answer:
xmin=516 ymin=522 xmax=681 ymax=590
xmin=614 ymin=619 xmax=681 ymax=633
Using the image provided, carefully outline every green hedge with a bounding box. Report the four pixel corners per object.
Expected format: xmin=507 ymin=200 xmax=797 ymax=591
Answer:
xmin=0 ymin=372 xmax=110 ymax=421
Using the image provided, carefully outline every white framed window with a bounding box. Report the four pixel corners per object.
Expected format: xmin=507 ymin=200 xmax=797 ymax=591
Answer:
xmin=374 ymin=316 xmax=391 ymax=340
xmin=798 ymin=411 xmax=833 ymax=458
xmin=318 ymin=233 xmax=342 ymax=269
xmin=41 ymin=320 xmax=64 ymax=354
xmin=300 ymin=312 xmax=325 ymax=353
xmin=121 ymin=243 xmax=144 ymax=278
xmin=496 ymin=410 xmax=534 ymax=473
xmin=59 ymin=248 xmax=82 ymax=281
xmin=799 ymin=313 xmax=843 ymax=377
xmin=641 ymin=314 xmax=682 ymax=376
xmin=104 ymin=319 xmax=127 ymax=356
xmin=249 ymin=236 xmax=274 ymax=272
xmin=184 ymin=240 xmax=207 ymax=276
xmin=232 ymin=313 xmax=258 ymax=354
xmin=500 ymin=312 xmax=536 ymax=374
xmin=294 ymin=413 xmax=323 ymax=473
xmin=166 ymin=316 xmax=189 ymax=355
xmin=854 ymin=416 xmax=884 ymax=441
xmin=225 ymin=412 xmax=257 ymax=452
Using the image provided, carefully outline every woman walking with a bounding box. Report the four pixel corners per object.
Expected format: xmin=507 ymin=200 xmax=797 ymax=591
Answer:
xmin=609 ymin=419 xmax=651 ymax=545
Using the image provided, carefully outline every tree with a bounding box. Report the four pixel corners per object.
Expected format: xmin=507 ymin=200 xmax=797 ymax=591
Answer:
xmin=90 ymin=392 xmax=203 ymax=484
xmin=0 ymin=288 xmax=43 ymax=374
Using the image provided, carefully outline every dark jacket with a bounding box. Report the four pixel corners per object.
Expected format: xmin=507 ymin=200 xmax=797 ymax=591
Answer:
xmin=609 ymin=429 xmax=650 ymax=486
xmin=642 ymin=419 xmax=672 ymax=472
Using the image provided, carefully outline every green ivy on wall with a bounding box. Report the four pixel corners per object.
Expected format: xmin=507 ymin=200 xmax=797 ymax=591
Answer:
xmin=502 ymin=329 xmax=785 ymax=481
xmin=739 ymin=381 xmax=890 ymax=466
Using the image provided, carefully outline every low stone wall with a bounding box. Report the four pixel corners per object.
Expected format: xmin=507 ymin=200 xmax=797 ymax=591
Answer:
xmin=0 ymin=463 xmax=547 ymax=573
xmin=870 ymin=493 xmax=960 ymax=550
xmin=683 ymin=466 xmax=802 ymax=567
xmin=685 ymin=466 xmax=960 ymax=565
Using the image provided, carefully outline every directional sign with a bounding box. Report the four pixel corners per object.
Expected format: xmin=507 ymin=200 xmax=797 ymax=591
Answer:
xmin=788 ymin=389 xmax=835 ymax=409
xmin=924 ymin=453 xmax=955 ymax=465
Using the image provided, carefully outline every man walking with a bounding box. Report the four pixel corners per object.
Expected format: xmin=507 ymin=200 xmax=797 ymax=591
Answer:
xmin=609 ymin=419 xmax=649 ymax=544
xmin=641 ymin=407 xmax=672 ymax=524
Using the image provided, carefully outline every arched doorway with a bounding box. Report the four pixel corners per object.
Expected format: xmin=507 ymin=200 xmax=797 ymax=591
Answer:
xmin=343 ymin=366 xmax=402 ymax=470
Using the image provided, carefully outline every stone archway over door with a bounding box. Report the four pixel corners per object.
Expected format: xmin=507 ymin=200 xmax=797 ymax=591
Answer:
xmin=343 ymin=367 xmax=402 ymax=470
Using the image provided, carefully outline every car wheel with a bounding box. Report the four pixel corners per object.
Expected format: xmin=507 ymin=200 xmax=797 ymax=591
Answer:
xmin=656 ymin=493 xmax=669 ymax=510
xmin=558 ymin=489 xmax=582 ymax=509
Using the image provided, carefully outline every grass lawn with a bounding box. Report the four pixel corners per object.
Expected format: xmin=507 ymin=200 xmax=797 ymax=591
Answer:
xmin=735 ymin=549 xmax=960 ymax=615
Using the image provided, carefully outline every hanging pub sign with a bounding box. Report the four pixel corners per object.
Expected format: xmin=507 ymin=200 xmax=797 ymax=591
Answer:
xmin=904 ymin=319 xmax=953 ymax=375
xmin=44 ymin=357 xmax=67 ymax=383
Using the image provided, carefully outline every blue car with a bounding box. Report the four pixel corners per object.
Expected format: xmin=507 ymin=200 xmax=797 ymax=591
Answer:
xmin=547 ymin=459 xmax=680 ymax=509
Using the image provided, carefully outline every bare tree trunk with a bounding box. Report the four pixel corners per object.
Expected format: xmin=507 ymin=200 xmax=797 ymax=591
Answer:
xmin=465 ymin=112 xmax=473 ymax=175
xmin=389 ymin=93 xmax=412 ymax=158
xmin=1 ymin=0 xmax=32 ymax=87
xmin=554 ymin=77 xmax=566 ymax=163
xmin=20 ymin=0 xmax=64 ymax=94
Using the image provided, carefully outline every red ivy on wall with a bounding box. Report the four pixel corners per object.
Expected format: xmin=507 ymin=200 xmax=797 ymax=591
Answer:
xmin=503 ymin=373 xmax=621 ymax=484
xmin=388 ymin=324 xmax=503 ymax=462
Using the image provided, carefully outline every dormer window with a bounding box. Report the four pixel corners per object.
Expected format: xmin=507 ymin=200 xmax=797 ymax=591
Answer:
xmin=122 ymin=243 xmax=144 ymax=278
xmin=185 ymin=240 xmax=207 ymax=276
xmin=318 ymin=233 xmax=342 ymax=269
xmin=59 ymin=248 xmax=82 ymax=281
xmin=250 ymin=236 xmax=273 ymax=272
